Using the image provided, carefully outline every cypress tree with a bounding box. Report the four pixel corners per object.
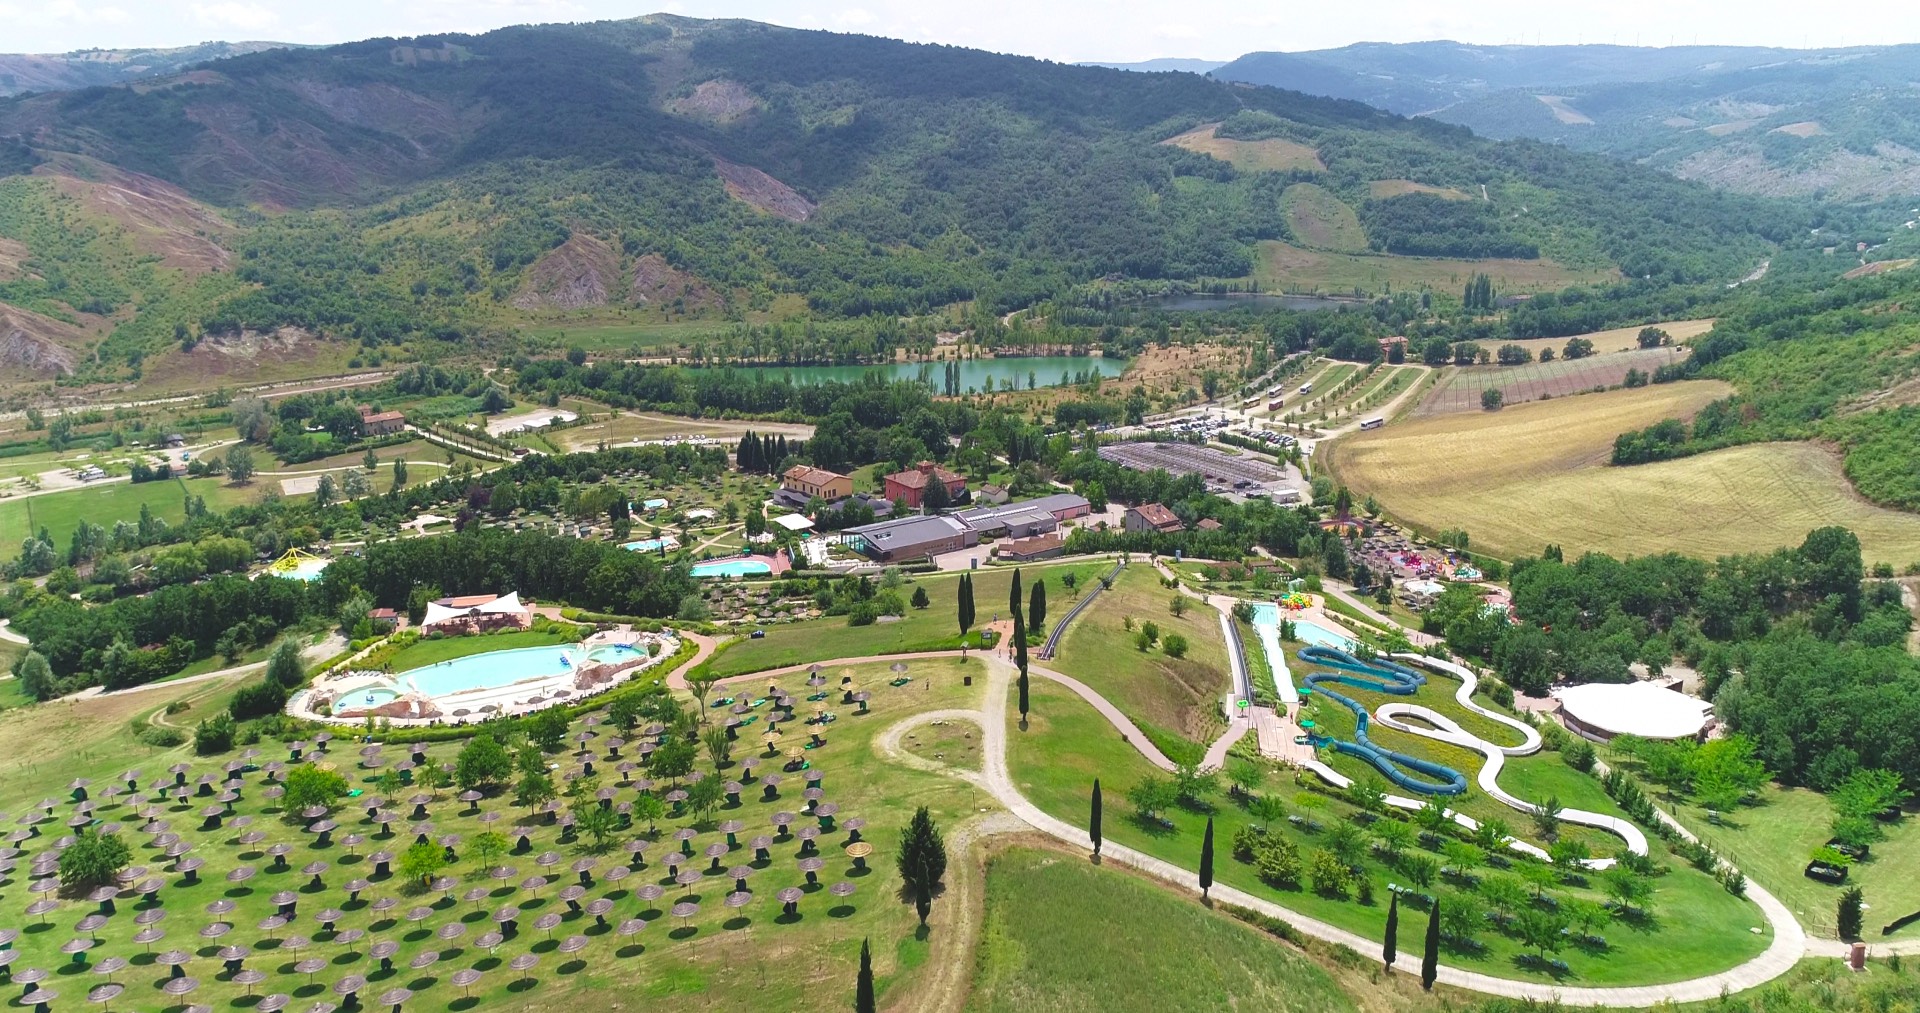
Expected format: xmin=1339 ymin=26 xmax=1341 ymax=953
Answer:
xmin=1090 ymin=779 xmax=1102 ymax=857
xmin=1199 ymin=817 xmax=1215 ymax=900
xmin=1009 ymin=568 xmax=1023 ymax=620
xmin=958 ymin=574 xmax=974 ymax=636
xmin=855 ymin=938 xmax=875 ymax=1013
xmin=1421 ymin=899 xmax=1440 ymax=990
xmin=1029 ymin=581 xmax=1047 ymax=634
xmin=1383 ymin=892 xmax=1399 ymax=969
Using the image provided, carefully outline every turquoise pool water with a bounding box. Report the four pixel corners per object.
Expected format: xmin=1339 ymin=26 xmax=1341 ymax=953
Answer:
xmin=398 ymin=645 xmax=582 ymax=697
xmin=356 ymin=687 xmax=398 ymax=707
xmin=1248 ymin=605 xmax=1357 ymax=651
xmin=623 ymin=537 xmax=679 ymax=553
xmin=587 ymin=645 xmax=639 ymax=664
xmin=277 ymin=559 xmax=331 ymax=582
xmin=690 ymin=557 xmax=773 ymax=579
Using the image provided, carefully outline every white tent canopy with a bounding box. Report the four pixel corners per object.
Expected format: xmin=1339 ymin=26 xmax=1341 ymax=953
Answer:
xmin=421 ymin=592 xmax=525 ymax=631
xmin=1555 ymin=681 xmax=1712 ymax=741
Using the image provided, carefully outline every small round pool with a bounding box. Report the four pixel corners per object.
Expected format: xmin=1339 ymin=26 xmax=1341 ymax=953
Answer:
xmin=690 ymin=557 xmax=772 ymax=579
xmin=357 ymin=687 xmax=399 ymax=708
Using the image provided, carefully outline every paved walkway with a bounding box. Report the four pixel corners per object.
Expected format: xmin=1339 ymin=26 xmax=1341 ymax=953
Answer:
xmin=0 ymin=619 xmax=27 ymax=646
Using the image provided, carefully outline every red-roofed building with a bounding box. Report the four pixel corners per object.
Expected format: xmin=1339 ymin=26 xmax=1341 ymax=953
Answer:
xmin=1124 ymin=503 xmax=1185 ymax=534
xmin=883 ymin=461 xmax=966 ymax=509
xmin=358 ymin=406 xmax=406 ymax=436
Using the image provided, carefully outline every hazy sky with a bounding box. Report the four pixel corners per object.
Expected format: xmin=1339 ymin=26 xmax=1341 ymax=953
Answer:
xmin=2 ymin=0 xmax=1907 ymax=60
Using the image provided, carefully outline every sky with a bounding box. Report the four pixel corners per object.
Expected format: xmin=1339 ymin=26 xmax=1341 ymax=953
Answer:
xmin=1 ymin=0 xmax=1910 ymax=60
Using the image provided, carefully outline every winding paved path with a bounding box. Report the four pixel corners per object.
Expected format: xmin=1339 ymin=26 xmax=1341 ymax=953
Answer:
xmin=0 ymin=619 xmax=27 ymax=647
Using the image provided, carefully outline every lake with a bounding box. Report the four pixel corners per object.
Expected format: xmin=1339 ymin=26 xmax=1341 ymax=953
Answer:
xmin=689 ymin=355 xmax=1128 ymax=391
xmin=1140 ymin=293 xmax=1366 ymax=313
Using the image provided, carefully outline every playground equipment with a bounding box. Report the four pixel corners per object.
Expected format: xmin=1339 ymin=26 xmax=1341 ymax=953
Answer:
xmin=1276 ymin=591 xmax=1313 ymax=610
xmin=267 ymin=547 xmax=324 ymax=575
xmin=1298 ymin=646 xmax=1469 ymax=795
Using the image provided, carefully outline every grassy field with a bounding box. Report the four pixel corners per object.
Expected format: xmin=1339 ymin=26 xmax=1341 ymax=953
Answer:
xmin=704 ymin=562 xmax=1113 ymax=679
xmin=1498 ymin=319 xmax=1717 ymax=358
xmin=0 ymin=474 xmax=260 ymax=547
xmin=1645 ymin=779 xmax=1920 ymax=939
xmin=902 ymin=716 xmax=982 ymax=772
xmin=1369 ymin=179 xmax=1473 ymax=201
xmin=1416 ymin=347 xmax=1691 ymax=416
xmin=0 ymin=656 xmax=986 ymax=1012
xmin=1253 ymin=241 xmax=1615 ymax=298
xmin=968 ymin=848 xmax=1359 ymax=1012
xmin=1162 ymin=124 xmax=1325 ymax=173
xmin=1281 ymin=183 xmax=1367 ymax=252
xmin=1322 ymin=382 xmax=1920 ymax=565
xmin=1050 ymin=566 xmax=1232 ymax=760
xmin=1006 ymin=679 xmax=1770 ymax=986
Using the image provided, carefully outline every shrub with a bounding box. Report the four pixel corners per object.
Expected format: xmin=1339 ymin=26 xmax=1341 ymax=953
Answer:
xmin=1162 ymin=633 xmax=1189 ymax=659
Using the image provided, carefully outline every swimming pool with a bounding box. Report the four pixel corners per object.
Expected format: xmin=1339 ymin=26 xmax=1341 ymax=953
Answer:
xmin=275 ymin=559 xmax=331 ymax=582
xmin=397 ymin=645 xmax=583 ymax=697
xmin=690 ymin=557 xmax=773 ymax=579
xmin=1249 ymin=605 xmax=1357 ymax=651
xmin=357 ymin=687 xmax=399 ymax=707
xmin=623 ymin=536 xmax=680 ymax=553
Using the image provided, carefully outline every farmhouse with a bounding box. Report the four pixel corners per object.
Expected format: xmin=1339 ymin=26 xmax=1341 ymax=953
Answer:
xmin=1124 ymin=502 xmax=1185 ymax=534
xmin=357 ymin=405 xmax=407 ymax=437
xmin=1379 ymin=335 xmax=1409 ymax=357
xmin=779 ymin=465 xmax=852 ymax=504
xmin=883 ymin=461 xmax=966 ymax=509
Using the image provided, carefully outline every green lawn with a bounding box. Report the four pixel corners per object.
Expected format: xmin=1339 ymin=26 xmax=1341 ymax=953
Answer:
xmin=1644 ymin=775 xmax=1920 ymax=939
xmin=1051 ymin=566 xmax=1232 ymax=760
xmin=0 ymin=475 xmax=259 ymax=547
xmin=704 ymin=561 xmax=1111 ymax=679
xmin=1007 ymin=678 xmax=1770 ymax=986
xmin=968 ymin=848 xmax=1358 ymax=1012
xmin=0 ymin=656 xmax=987 ymax=1012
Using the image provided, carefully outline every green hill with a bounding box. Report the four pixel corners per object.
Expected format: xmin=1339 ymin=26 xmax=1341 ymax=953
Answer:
xmin=0 ymin=16 xmax=1807 ymax=389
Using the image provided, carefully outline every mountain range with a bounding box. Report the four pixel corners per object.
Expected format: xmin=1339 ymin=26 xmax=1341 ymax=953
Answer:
xmin=1210 ymin=42 xmax=1920 ymax=199
xmin=0 ymin=17 xmax=1803 ymax=394
xmin=0 ymin=42 xmax=297 ymax=97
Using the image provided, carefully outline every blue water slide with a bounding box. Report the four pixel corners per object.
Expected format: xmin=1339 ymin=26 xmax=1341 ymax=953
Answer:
xmin=1298 ymin=645 xmax=1468 ymax=796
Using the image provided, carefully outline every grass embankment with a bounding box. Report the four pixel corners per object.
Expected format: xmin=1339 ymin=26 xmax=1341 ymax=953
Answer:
xmin=1325 ymin=382 xmax=1920 ymax=566
xmin=1006 ymin=678 xmax=1770 ymax=986
xmin=703 ymin=562 xmax=1110 ymax=679
xmin=1050 ymin=566 xmax=1231 ymax=762
xmin=1280 ymin=182 xmax=1367 ymax=253
xmin=969 ymin=847 xmax=1359 ymax=1012
xmin=0 ymin=657 xmax=985 ymax=1011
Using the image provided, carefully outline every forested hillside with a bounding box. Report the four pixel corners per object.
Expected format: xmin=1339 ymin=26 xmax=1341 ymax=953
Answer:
xmin=0 ymin=15 xmax=1806 ymax=388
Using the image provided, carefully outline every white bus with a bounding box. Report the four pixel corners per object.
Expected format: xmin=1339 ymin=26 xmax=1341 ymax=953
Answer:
xmin=1359 ymin=417 xmax=1385 ymax=431
xmin=1298 ymin=382 xmax=1314 ymax=395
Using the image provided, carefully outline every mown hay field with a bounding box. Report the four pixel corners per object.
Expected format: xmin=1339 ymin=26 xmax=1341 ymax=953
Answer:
xmin=1280 ymin=182 xmax=1367 ymax=252
xmin=1325 ymin=382 xmax=1920 ymax=566
xmin=1497 ymin=318 xmax=1718 ymax=357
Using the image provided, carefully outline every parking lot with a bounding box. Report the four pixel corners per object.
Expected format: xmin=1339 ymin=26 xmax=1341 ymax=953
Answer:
xmin=1097 ymin=441 xmax=1308 ymax=502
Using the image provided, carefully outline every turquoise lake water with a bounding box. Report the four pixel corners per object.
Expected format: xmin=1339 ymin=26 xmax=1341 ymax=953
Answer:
xmin=690 ymin=355 xmax=1126 ymax=392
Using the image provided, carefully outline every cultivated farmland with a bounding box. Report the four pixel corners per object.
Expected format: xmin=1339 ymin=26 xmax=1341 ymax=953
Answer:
xmin=1325 ymin=382 xmax=1920 ymax=565
xmin=1497 ymin=318 xmax=1718 ymax=358
xmin=1415 ymin=346 xmax=1688 ymax=416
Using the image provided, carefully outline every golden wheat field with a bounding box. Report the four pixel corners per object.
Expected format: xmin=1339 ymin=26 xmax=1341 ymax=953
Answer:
xmin=1324 ymin=381 xmax=1920 ymax=566
xmin=1495 ymin=318 xmax=1719 ymax=357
